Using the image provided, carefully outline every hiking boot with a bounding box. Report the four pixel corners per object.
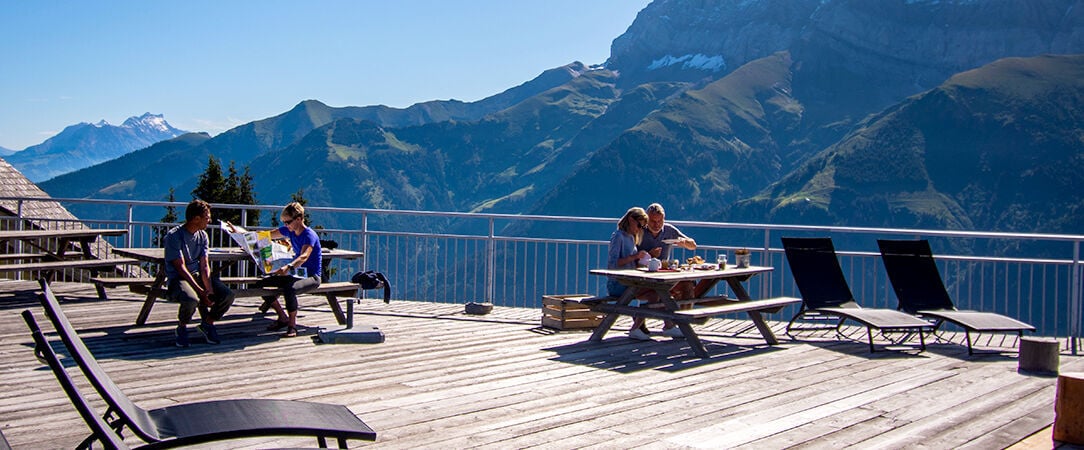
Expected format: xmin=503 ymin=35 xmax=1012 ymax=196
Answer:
xmin=197 ymin=322 xmax=220 ymax=345
xmin=175 ymin=326 xmax=190 ymax=348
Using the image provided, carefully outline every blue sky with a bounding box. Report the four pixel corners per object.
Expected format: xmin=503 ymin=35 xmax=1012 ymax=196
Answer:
xmin=0 ymin=1 xmax=651 ymax=150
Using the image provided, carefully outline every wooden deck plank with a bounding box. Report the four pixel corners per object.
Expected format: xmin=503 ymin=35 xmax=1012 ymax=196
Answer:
xmin=0 ymin=280 xmax=1080 ymax=449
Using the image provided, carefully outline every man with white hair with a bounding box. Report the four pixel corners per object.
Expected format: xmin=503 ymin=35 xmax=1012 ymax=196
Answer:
xmin=637 ymin=202 xmax=698 ymax=338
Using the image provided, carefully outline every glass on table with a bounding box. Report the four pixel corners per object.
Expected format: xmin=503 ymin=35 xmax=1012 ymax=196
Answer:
xmin=716 ymin=253 xmax=727 ymax=270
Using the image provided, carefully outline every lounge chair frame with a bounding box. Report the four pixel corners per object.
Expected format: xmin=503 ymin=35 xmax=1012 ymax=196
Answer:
xmin=877 ymin=239 xmax=1036 ymax=355
xmin=33 ymin=278 xmax=376 ymax=449
xmin=782 ymin=237 xmax=933 ymax=352
xmin=22 ymin=310 xmax=133 ymax=449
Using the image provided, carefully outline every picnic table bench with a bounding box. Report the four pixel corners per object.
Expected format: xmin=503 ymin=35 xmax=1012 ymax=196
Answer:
xmin=0 ymin=228 xmax=134 ymax=282
xmin=109 ymin=246 xmax=366 ymax=326
xmin=587 ymin=266 xmax=798 ymax=357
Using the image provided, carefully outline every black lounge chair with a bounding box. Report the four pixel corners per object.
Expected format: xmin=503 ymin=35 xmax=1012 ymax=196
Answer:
xmin=22 ymin=310 xmax=133 ymax=450
xmin=877 ymin=239 xmax=1036 ymax=355
xmin=782 ymin=237 xmax=934 ymax=352
xmin=34 ymin=278 xmax=376 ymax=449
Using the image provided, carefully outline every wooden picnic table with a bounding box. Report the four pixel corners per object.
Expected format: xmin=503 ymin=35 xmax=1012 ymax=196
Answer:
xmin=111 ymin=247 xmax=364 ymax=325
xmin=587 ymin=265 xmax=800 ymax=357
xmin=0 ymin=228 xmax=127 ymax=259
xmin=0 ymin=228 xmax=136 ymax=281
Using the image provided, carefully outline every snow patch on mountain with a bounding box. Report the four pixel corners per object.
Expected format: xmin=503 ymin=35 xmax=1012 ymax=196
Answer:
xmin=647 ymin=54 xmax=727 ymax=72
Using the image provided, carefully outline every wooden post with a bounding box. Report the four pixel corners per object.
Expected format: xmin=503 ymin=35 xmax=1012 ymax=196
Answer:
xmin=1054 ymin=372 xmax=1084 ymax=444
xmin=1018 ymin=337 xmax=1059 ymax=374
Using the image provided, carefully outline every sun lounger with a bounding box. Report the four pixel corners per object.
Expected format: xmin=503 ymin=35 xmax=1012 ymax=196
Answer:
xmin=782 ymin=237 xmax=933 ymax=352
xmin=22 ymin=310 xmax=133 ymax=449
xmin=33 ymin=278 xmax=376 ymax=449
xmin=877 ymin=239 xmax=1035 ymax=355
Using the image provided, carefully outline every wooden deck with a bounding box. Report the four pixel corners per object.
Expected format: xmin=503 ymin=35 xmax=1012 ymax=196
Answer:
xmin=1 ymin=280 xmax=1080 ymax=449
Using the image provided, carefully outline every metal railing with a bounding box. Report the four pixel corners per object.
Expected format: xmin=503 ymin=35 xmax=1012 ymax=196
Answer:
xmin=3 ymin=195 xmax=1081 ymax=351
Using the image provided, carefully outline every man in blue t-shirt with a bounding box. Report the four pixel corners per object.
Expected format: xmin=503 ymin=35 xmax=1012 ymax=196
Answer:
xmin=163 ymin=199 xmax=235 ymax=347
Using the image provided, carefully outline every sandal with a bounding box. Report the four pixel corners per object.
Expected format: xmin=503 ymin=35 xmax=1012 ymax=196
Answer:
xmin=266 ymin=319 xmax=289 ymax=331
xmin=285 ymin=327 xmax=298 ymax=338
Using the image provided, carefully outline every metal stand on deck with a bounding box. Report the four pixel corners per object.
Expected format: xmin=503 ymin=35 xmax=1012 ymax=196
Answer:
xmin=317 ymin=288 xmax=385 ymax=344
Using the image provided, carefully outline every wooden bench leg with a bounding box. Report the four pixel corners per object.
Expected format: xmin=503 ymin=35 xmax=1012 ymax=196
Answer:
xmin=327 ymin=293 xmax=347 ymax=325
xmin=677 ymin=322 xmax=709 ymax=358
xmin=258 ymin=295 xmax=277 ymax=314
xmin=95 ymin=282 xmax=108 ymax=300
xmin=135 ymin=272 xmax=166 ymax=326
xmin=747 ymin=311 xmax=779 ymax=345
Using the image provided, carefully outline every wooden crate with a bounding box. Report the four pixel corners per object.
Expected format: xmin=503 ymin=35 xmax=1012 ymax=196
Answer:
xmin=541 ymin=294 xmax=604 ymax=330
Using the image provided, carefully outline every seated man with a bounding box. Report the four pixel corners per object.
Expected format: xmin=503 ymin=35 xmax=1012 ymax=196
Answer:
xmin=638 ymin=202 xmax=699 ymax=336
xmin=163 ymin=199 xmax=235 ymax=347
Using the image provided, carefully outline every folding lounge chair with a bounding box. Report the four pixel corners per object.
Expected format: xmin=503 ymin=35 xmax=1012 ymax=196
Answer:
xmin=34 ymin=278 xmax=376 ymax=449
xmin=22 ymin=310 xmax=133 ymax=450
xmin=877 ymin=239 xmax=1036 ymax=355
xmin=782 ymin=237 xmax=934 ymax=352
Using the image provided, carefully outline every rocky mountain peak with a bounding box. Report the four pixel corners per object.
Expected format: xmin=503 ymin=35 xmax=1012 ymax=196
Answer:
xmin=608 ymin=0 xmax=1084 ymax=95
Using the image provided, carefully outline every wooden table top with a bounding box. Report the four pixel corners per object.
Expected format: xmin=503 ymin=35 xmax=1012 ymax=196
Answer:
xmin=0 ymin=228 xmax=127 ymax=241
xmin=589 ymin=265 xmax=773 ymax=283
xmin=112 ymin=246 xmax=363 ymax=264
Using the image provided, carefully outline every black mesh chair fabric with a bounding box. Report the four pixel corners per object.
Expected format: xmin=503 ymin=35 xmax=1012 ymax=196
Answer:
xmin=22 ymin=310 xmax=132 ymax=450
xmin=877 ymin=239 xmax=1035 ymax=354
xmin=781 ymin=237 xmax=860 ymax=310
xmin=782 ymin=237 xmax=933 ymax=352
xmin=877 ymin=239 xmax=956 ymax=313
xmin=36 ymin=279 xmax=376 ymax=448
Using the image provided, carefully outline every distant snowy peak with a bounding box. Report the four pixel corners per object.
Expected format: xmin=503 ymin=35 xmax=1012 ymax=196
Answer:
xmin=82 ymin=113 xmax=180 ymax=135
xmin=122 ymin=112 xmax=178 ymax=134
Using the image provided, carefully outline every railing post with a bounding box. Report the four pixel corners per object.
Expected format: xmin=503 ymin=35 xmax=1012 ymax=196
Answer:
xmin=761 ymin=228 xmax=772 ymax=297
xmin=361 ymin=213 xmax=368 ymax=272
xmin=15 ymin=199 xmax=24 ymax=281
xmin=486 ymin=217 xmax=495 ymax=304
xmin=126 ymin=203 xmax=134 ymax=248
xmin=1072 ymin=240 xmax=1081 ymax=355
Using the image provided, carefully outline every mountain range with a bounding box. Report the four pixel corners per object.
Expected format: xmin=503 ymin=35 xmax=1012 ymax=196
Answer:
xmin=36 ymin=0 xmax=1084 ymax=240
xmin=6 ymin=113 xmax=188 ymax=182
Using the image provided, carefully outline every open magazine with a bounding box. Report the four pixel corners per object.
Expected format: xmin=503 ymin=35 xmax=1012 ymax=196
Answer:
xmin=221 ymin=221 xmax=303 ymax=277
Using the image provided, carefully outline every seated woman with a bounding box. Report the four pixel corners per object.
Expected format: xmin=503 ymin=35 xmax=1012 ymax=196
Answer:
xmin=263 ymin=202 xmax=323 ymax=337
xmin=607 ymin=206 xmax=666 ymax=341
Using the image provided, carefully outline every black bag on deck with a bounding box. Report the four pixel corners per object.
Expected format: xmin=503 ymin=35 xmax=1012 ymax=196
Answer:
xmin=351 ymin=270 xmax=391 ymax=304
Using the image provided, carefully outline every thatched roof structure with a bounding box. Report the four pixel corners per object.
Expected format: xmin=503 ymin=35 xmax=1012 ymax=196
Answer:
xmin=0 ymin=157 xmax=143 ymax=279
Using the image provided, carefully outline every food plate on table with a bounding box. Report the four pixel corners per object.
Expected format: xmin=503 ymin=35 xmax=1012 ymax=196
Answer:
xmin=692 ymin=263 xmax=717 ymax=270
xmin=662 ymin=239 xmax=681 ymax=244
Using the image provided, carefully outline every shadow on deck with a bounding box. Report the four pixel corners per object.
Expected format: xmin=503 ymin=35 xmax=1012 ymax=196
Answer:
xmin=0 ymin=280 xmax=1080 ymax=449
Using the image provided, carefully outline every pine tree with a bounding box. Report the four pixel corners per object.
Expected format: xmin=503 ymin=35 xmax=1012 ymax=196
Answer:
xmin=154 ymin=188 xmax=179 ymax=247
xmin=192 ymin=156 xmax=225 ymax=205
xmin=239 ymin=165 xmax=260 ymax=226
xmin=190 ymin=157 xmax=259 ymax=226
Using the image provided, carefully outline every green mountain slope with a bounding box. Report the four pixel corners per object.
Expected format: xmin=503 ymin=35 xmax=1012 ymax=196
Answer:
xmin=735 ymin=54 xmax=1084 ymax=234
xmin=36 ymin=64 xmax=585 ymax=209
xmin=527 ymin=52 xmax=801 ymax=220
xmin=245 ymin=69 xmax=628 ymax=217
